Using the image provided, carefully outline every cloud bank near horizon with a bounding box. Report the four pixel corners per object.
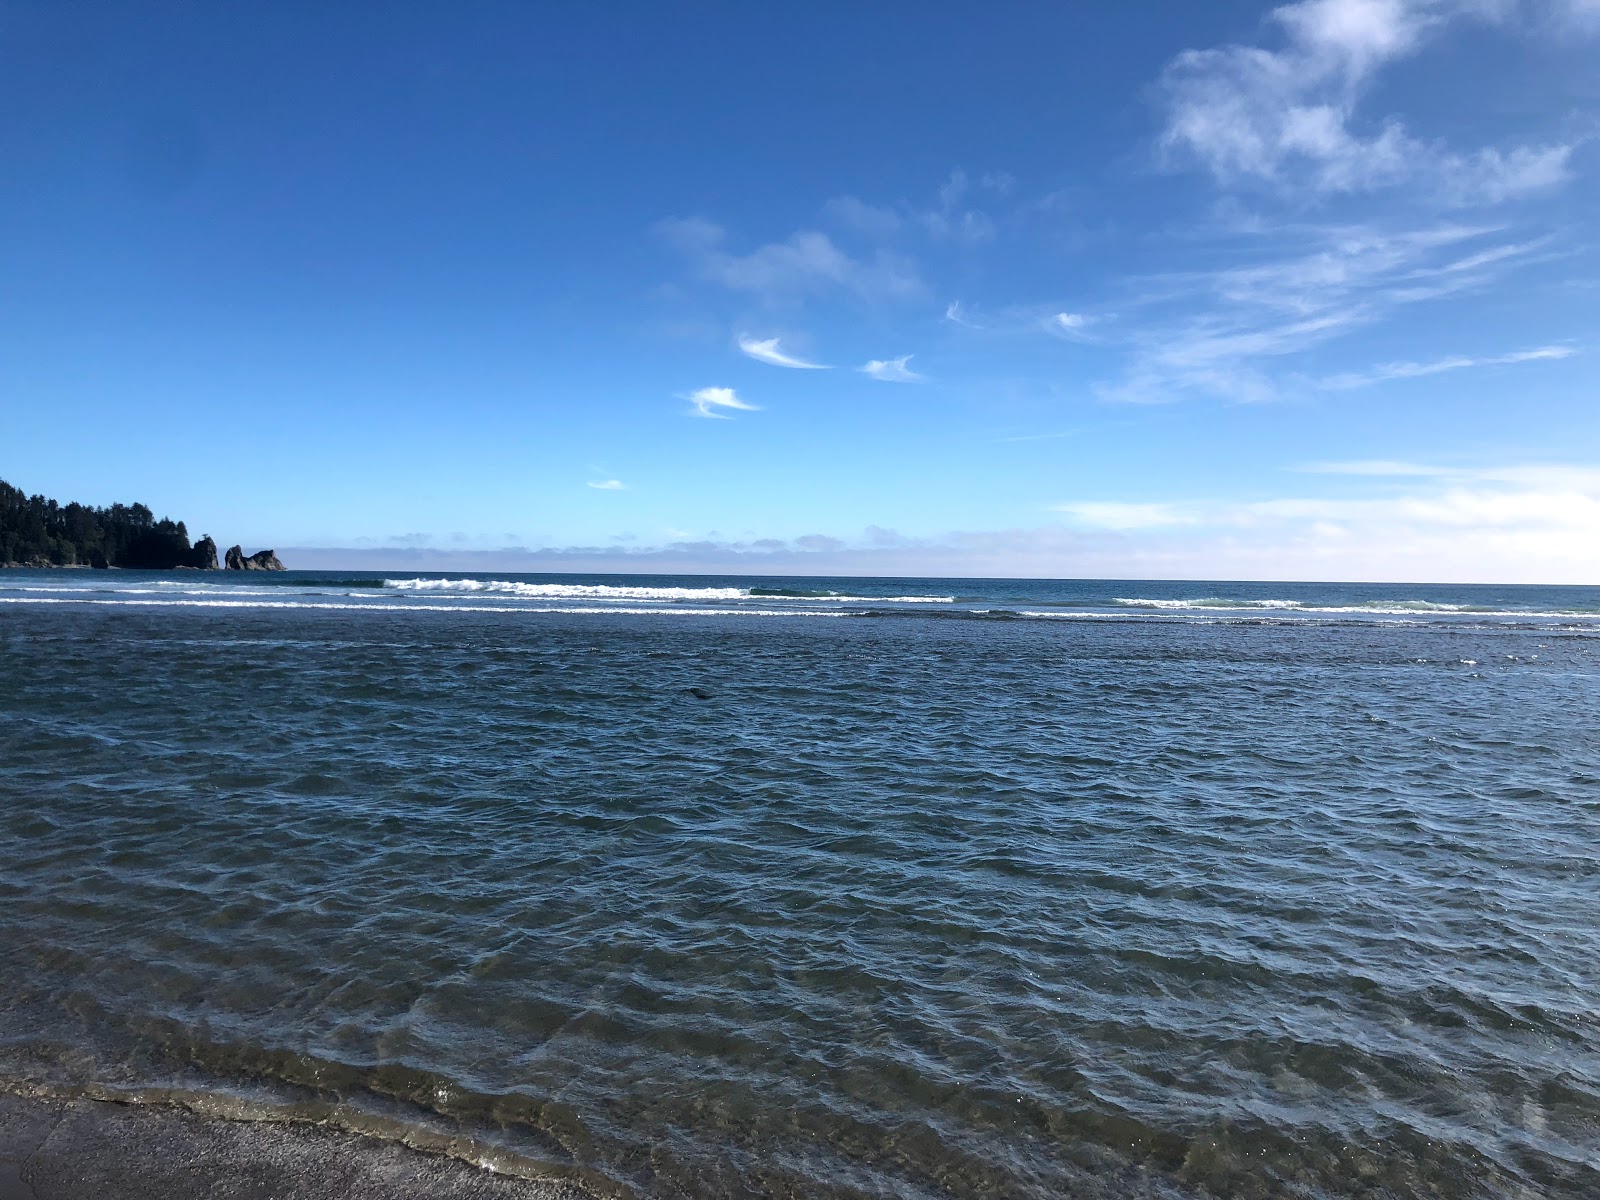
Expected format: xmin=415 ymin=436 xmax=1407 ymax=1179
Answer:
xmin=284 ymin=460 xmax=1600 ymax=584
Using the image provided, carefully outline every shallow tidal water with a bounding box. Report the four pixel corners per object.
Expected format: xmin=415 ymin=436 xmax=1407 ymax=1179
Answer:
xmin=2 ymin=572 xmax=1598 ymax=1198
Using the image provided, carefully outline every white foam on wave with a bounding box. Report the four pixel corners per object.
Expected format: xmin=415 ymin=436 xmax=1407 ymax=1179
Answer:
xmin=1017 ymin=611 xmax=1129 ymax=619
xmin=0 ymin=597 xmax=851 ymax=617
xmin=380 ymin=579 xmax=954 ymax=604
xmin=1112 ymin=597 xmax=1304 ymax=610
xmin=2 ymin=583 xmax=364 ymax=600
xmin=1104 ymin=596 xmax=1589 ymax=617
xmin=383 ymin=578 xmax=752 ymax=601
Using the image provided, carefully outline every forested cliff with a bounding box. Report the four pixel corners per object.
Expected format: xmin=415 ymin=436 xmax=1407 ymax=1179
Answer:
xmin=1 ymin=478 xmax=216 ymax=569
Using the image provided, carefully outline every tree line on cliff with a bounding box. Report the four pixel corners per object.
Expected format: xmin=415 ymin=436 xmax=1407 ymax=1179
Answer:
xmin=0 ymin=478 xmax=280 ymax=569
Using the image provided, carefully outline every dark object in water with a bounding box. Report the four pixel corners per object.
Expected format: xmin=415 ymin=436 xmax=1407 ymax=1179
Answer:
xmin=685 ymin=687 xmax=714 ymax=700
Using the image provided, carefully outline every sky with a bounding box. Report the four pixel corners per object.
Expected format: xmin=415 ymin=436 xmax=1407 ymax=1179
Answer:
xmin=3 ymin=0 xmax=1598 ymax=582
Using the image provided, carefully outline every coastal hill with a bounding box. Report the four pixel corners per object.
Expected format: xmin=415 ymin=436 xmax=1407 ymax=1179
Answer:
xmin=0 ymin=478 xmax=283 ymax=570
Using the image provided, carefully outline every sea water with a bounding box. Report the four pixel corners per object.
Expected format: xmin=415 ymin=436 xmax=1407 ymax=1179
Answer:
xmin=1 ymin=570 xmax=1597 ymax=1197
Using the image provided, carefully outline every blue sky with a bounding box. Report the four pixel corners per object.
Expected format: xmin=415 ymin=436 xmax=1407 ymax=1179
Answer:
xmin=3 ymin=0 xmax=1598 ymax=581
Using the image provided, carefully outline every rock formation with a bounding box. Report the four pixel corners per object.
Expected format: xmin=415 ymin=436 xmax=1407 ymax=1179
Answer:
xmin=190 ymin=535 xmax=219 ymax=570
xmin=225 ymin=545 xmax=286 ymax=571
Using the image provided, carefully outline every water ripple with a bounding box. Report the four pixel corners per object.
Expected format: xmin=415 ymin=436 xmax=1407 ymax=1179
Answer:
xmin=2 ymin=605 xmax=1598 ymax=1197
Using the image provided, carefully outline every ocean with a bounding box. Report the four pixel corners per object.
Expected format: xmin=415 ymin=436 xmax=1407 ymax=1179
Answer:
xmin=2 ymin=569 xmax=1597 ymax=1198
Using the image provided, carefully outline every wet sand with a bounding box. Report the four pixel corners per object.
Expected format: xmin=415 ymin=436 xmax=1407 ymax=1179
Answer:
xmin=0 ymin=1093 xmax=594 ymax=1200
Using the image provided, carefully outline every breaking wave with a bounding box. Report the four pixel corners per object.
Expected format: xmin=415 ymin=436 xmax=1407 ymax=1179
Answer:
xmin=383 ymin=579 xmax=954 ymax=603
xmin=383 ymin=578 xmax=750 ymax=601
xmin=1108 ymin=597 xmax=1597 ymax=617
xmin=749 ymin=587 xmax=954 ymax=602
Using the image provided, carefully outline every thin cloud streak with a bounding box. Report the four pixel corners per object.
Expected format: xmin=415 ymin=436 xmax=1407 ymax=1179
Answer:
xmin=1318 ymin=345 xmax=1575 ymax=389
xmin=1095 ymin=223 xmax=1553 ymax=403
xmin=587 ymin=479 xmax=627 ymax=490
xmin=684 ymin=386 xmax=760 ymax=419
xmin=738 ymin=335 xmax=829 ymax=369
xmin=944 ymin=300 xmax=982 ymax=328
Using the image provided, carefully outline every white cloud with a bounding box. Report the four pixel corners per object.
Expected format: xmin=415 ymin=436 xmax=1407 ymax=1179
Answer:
xmin=921 ymin=170 xmax=998 ymax=242
xmin=861 ymin=355 xmax=926 ymax=383
xmin=1053 ymin=502 xmax=1197 ymax=529
xmin=291 ymin=460 xmax=1600 ymax=582
xmin=586 ymin=479 xmax=627 ymax=490
xmin=737 ymin=335 xmax=829 ymax=369
xmin=823 ymin=172 xmax=1013 ymax=246
xmin=1038 ymin=462 xmax=1600 ymax=581
xmin=1444 ymin=145 xmax=1575 ymax=205
xmin=1097 ymin=222 xmax=1550 ymax=403
xmin=822 ymin=195 xmax=903 ymax=238
xmin=1551 ymin=0 xmax=1600 ymax=30
xmin=1159 ymin=0 xmax=1574 ymax=203
xmin=945 ymin=301 xmax=982 ymax=328
xmin=1046 ymin=311 xmax=1100 ymax=341
xmin=1059 ymin=467 xmax=1600 ymax=536
xmin=1318 ymin=343 xmax=1574 ymax=388
xmin=684 ymin=386 xmax=760 ymax=419
xmin=944 ymin=299 xmax=1099 ymax=338
xmin=657 ymin=218 xmax=923 ymax=303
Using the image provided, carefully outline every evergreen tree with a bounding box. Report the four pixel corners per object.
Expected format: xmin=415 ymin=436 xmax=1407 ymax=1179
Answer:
xmin=0 ymin=479 xmax=206 ymax=568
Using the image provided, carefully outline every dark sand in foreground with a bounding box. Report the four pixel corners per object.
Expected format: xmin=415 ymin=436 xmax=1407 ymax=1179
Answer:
xmin=0 ymin=1093 xmax=594 ymax=1200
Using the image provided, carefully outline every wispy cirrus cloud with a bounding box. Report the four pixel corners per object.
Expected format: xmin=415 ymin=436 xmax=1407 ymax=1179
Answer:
xmin=737 ymin=335 xmax=829 ymax=369
xmin=920 ymin=170 xmax=999 ymax=243
xmin=861 ymin=355 xmax=926 ymax=383
xmin=684 ymin=386 xmax=760 ymax=419
xmin=823 ymin=171 xmax=1011 ymax=246
xmin=1317 ymin=343 xmax=1575 ymax=389
xmin=1096 ymin=222 xmax=1554 ymax=403
xmin=944 ymin=300 xmax=981 ymax=328
xmin=657 ymin=218 xmax=923 ymax=304
xmin=1159 ymin=0 xmax=1575 ymax=203
xmin=937 ymin=221 xmax=1563 ymax=406
xmin=943 ymin=300 xmax=1101 ymax=338
xmin=587 ymin=479 xmax=627 ymax=490
xmin=821 ymin=195 xmax=903 ymax=238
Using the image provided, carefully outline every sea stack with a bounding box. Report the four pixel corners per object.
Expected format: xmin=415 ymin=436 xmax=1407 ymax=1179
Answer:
xmin=225 ymin=545 xmax=286 ymax=571
xmin=190 ymin=535 xmax=219 ymax=570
